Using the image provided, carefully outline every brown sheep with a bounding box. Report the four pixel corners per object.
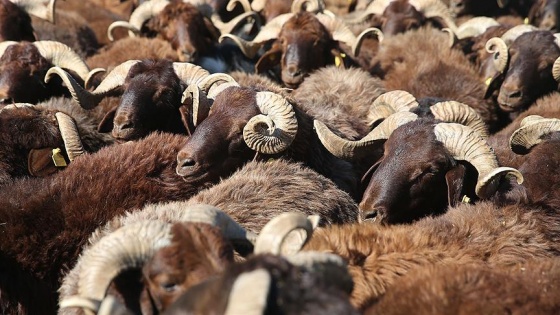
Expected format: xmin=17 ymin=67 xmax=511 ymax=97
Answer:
xmin=365 ymin=259 xmax=560 ymax=314
xmin=0 ymin=0 xmax=51 ymax=42
xmin=0 ymin=132 xmax=217 ymax=314
xmin=302 ymin=197 xmax=560 ymax=310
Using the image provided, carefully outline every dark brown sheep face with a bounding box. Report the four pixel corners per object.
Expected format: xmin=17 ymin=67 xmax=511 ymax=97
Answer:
xmin=146 ymin=2 xmax=220 ymax=62
xmin=449 ymin=0 xmax=504 ymax=17
xmin=359 ymin=120 xmax=471 ymax=224
xmin=0 ymin=0 xmax=35 ymax=42
xmin=529 ymin=0 xmax=559 ymax=30
xmin=261 ymin=0 xmax=292 ymax=23
xmin=0 ymin=44 xmax=64 ymax=104
xmin=472 ymin=26 xmax=510 ymax=81
xmin=495 ymin=32 xmax=560 ymax=112
xmin=176 ymin=87 xmax=259 ymax=182
xmin=143 ymin=222 xmax=233 ymax=313
xmin=273 ymin=12 xmax=333 ymax=88
xmin=379 ymin=0 xmax=426 ymax=36
xmin=97 ymin=60 xmax=186 ymax=141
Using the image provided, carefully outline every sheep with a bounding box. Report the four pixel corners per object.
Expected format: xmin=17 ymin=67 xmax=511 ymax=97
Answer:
xmin=46 ymin=59 xmax=212 ymax=141
xmin=449 ymin=0 xmax=535 ymax=19
xmin=0 ymin=132 xmax=215 ymax=314
xmin=0 ymin=40 xmax=95 ymax=104
xmin=529 ymin=0 xmax=559 ymax=31
xmin=314 ymin=100 xmax=523 ymax=224
xmin=484 ymin=30 xmax=560 ymax=114
xmin=162 ymin=253 xmax=358 ymax=315
xmin=302 ymin=196 xmax=560 ymax=310
xmin=292 ymin=66 xmax=386 ymax=140
xmin=344 ymin=0 xmax=457 ymax=36
xmin=0 ymin=0 xmax=55 ymax=42
xmin=58 ymin=159 xmax=358 ymax=313
xmin=0 ymin=98 xmax=113 ymax=185
xmin=221 ymin=11 xmax=378 ymax=88
xmin=370 ymin=27 xmax=502 ymax=131
xmin=364 ymin=258 xmax=560 ymax=314
xmin=107 ymin=0 xmax=258 ymax=67
xmin=175 ymin=72 xmax=361 ymax=198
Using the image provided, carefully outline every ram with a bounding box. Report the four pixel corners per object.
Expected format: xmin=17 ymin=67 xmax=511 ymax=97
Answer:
xmin=528 ymin=0 xmax=559 ymax=30
xmin=0 ymin=132 xmax=220 ymax=314
xmin=59 ymin=159 xmax=358 ymax=313
xmin=0 ymin=98 xmax=113 ymax=185
xmin=0 ymin=0 xmax=54 ymax=42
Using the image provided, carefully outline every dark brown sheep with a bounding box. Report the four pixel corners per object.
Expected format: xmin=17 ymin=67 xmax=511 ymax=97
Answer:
xmin=0 ymin=0 xmax=47 ymax=42
xmin=0 ymin=41 xmax=93 ymax=104
xmin=221 ymin=11 xmax=374 ymax=88
xmin=303 ymin=197 xmax=560 ymax=310
xmin=0 ymin=132 xmax=214 ymax=314
xmin=529 ymin=0 xmax=560 ymax=31
xmin=365 ymin=259 xmax=560 ymax=315
xmin=163 ymin=254 xmax=358 ymax=315
xmin=0 ymin=98 xmax=113 ymax=185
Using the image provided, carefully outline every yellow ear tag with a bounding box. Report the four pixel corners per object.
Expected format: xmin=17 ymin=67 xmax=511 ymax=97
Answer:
xmin=461 ymin=195 xmax=471 ymax=204
xmin=51 ymin=148 xmax=67 ymax=167
xmin=485 ymin=77 xmax=492 ymax=86
xmin=334 ymin=53 xmax=346 ymax=67
xmin=524 ymin=17 xmax=529 ymax=25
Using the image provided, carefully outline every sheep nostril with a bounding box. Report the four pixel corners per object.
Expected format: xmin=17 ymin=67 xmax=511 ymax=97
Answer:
xmin=508 ymin=90 xmax=522 ymax=99
xmin=364 ymin=210 xmax=378 ymax=221
xmin=120 ymin=122 xmax=134 ymax=130
xmin=180 ymin=158 xmax=196 ymax=168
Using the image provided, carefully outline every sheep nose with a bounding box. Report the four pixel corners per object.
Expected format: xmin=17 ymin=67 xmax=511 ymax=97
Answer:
xmin=286 ymin=65 xmax=302 ymax=78
xmin=176 ymin=153 xmax=197 ymax=176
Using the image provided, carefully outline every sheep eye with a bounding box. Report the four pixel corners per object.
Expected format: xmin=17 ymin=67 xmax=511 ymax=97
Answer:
xmin=161 ymin=283 xmax=178 ymax=292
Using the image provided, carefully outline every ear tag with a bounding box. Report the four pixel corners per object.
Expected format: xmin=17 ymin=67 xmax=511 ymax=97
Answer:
xmin=51 ymin=148 xmax=67 ymax=167
xmin=334 ymin=53 xmax=346 ymax=68
xmin=461 ymin=195 xmax=471 ymax=204
xmin=485 ymin=77 xmax=492 ymax=86
xmin=524 ymin=17 xmax=529 ymax=25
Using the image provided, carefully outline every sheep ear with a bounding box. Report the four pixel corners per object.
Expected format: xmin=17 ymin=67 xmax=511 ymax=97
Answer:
xmin=28 ymin=148 xmax=60 ymax=177
xmin=203 ymin=16 xmax=221 ymax=42
xmin=178 ymin=104 xmax=194 ymax=136
xmin=484 ymin=72 xmax=504 ymax=99
xmin=255 ymin=46 xmax=282 ymax=73
xmin=445 ymin=163 xmax=467 ymax=207
xmin=98 ymin=108 xmax=117 ymax=133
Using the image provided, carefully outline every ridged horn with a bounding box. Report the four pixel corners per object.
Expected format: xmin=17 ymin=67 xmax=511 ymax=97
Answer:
xmin=128 ymin=0 xmax=170 ymax=32
xmin=254 ymin=212 xmax=315 ymax=255
xmin=455 ymin=17 xmax=499 ymax=39
xmin=60 ymin=296 xmax=133 ymax=315
xmin=368 ymin=90 xmax=418 ymax=126
xmin=0 ymin=103 xmax=34 ymax=113
xmin=510 ymin=115 xmax=560 ymax=154
xmin=172 ymin=62 xmax=210 ymax=87
xmin=107 ymin=21 xmax=140 ymax=41
xmin=410 ymin=0 xmax=457 ymax=32
xmin=227 ymin=0 xmax=252 ymax=12
xmin=434 ymin=123 xmax=523 ymax=199
xmin=55 ymin=112 xmax=85 ymax=162
xmin=45 ymin=60 xmax=141 ymax=109
xmin=243 ymin=91 xmax=298 ymax=155
xmin=33 ymin=41 xmax=91 ymax=81
xmin=553 ymin=34 xmax=560 ymax=82
xmin=12 ymin=0 xmax=56 ymax=23
xmin=430 ymin=101 xmax=489 ymax=139
xmin=219 ymin=13 xmax=293 ymax=58
xmin=485 ymin=37 xmax=509 ymax=73
xmin=315 ymin=13 xmax=382 ymax=56
xmin=224 ymin=269 xmax=271 ymax=315
xmin=315 ymin=111 xmax=418 ymax=160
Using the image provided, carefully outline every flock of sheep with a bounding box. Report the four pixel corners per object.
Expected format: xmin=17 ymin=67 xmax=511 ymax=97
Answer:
xmin=1 ymin=0 xmax=560 ymax=314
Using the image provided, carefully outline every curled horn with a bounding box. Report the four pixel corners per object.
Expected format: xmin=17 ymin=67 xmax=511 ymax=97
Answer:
xmin=251 ymin=0 xmax=267 ymax=11
xmin=455 ymin=17 xmax=499 ymax=39
xmin=227 ymin=0 xmax=252 ymax=12
xmin=172 ymin=62 xmax=210 ymax=87
xmin=368 ymin=90 xmax=419 ymax=126
xmin=55 ymin=112 xmax=85 ymax=161
xmin=12 ymin=0 xmax=56 ymax=23
xmin=430 ymin=101 xmax=489 ymax=139
xmin=0 ymin=41 xmax=18 ymax=57
xmin=0 ymin=103 xmax=34 ymax=113
xmin=500 ymin=24 xmax=537 ymax=46
xmin=342 ymin=0 xmax=388 ymax=24
xmin=442 ymin=28 xmax=457 ymax=48
xmin=291 ymin=0 xmax=323 ymax=13
xmin=107 ymin=0 xmax=170 ymax=41
xmin=552 ymin=34 xmax=560 ymax=82
xmin=510 ymin=115 xmax=560 ymax=154
xmin=485 ymin=37 xmax=509 ymax=73
xmin=410 ymin=0 xmax=458 ymax=32
xmin=212 ymin=11 xmax=260 ymax=35
xmin=224 ymin=269 xmax=271 ymax=315
xmin=219 ymin=13 xmax=294 ymax=58
xmin=254 ymin=212 xmax=316 ymax=255
xmin=45 ymin=60 xmax=141 ymax=109
xmin=243 ymin=91 xmax=298 ymax=155
xmin=315 ymin=111 xmax=419 ymax=161
xmin=32 ymin=41 xmax=91 ymax=81
xmin=61 ymin=205 xmax=254 ymax=314
xmin=61 ymin=296 xmax=133 ymax=315
xmin=434 ymin=123 xmax=523 ymax=199
xmin=286 ymin=251 xmax=346 ymax=270
xmin=316 ymin=13 xmax=383 ymax=56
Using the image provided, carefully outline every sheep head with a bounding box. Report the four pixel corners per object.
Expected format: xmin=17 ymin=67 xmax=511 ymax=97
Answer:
xmin=485 ymin=30 xmax=560 ymax=112
xmin=176 ymin=82 xmax=298 ymax=183
xmin=0 ymin=41 xmax=91 ymax=104
xmin=143 ymin=222 xmax=234 ymax=313
xmin=528 ymin=0 xmax=558 ymax=31
xmin=0 ymin=0 xmax=56 ymax=41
